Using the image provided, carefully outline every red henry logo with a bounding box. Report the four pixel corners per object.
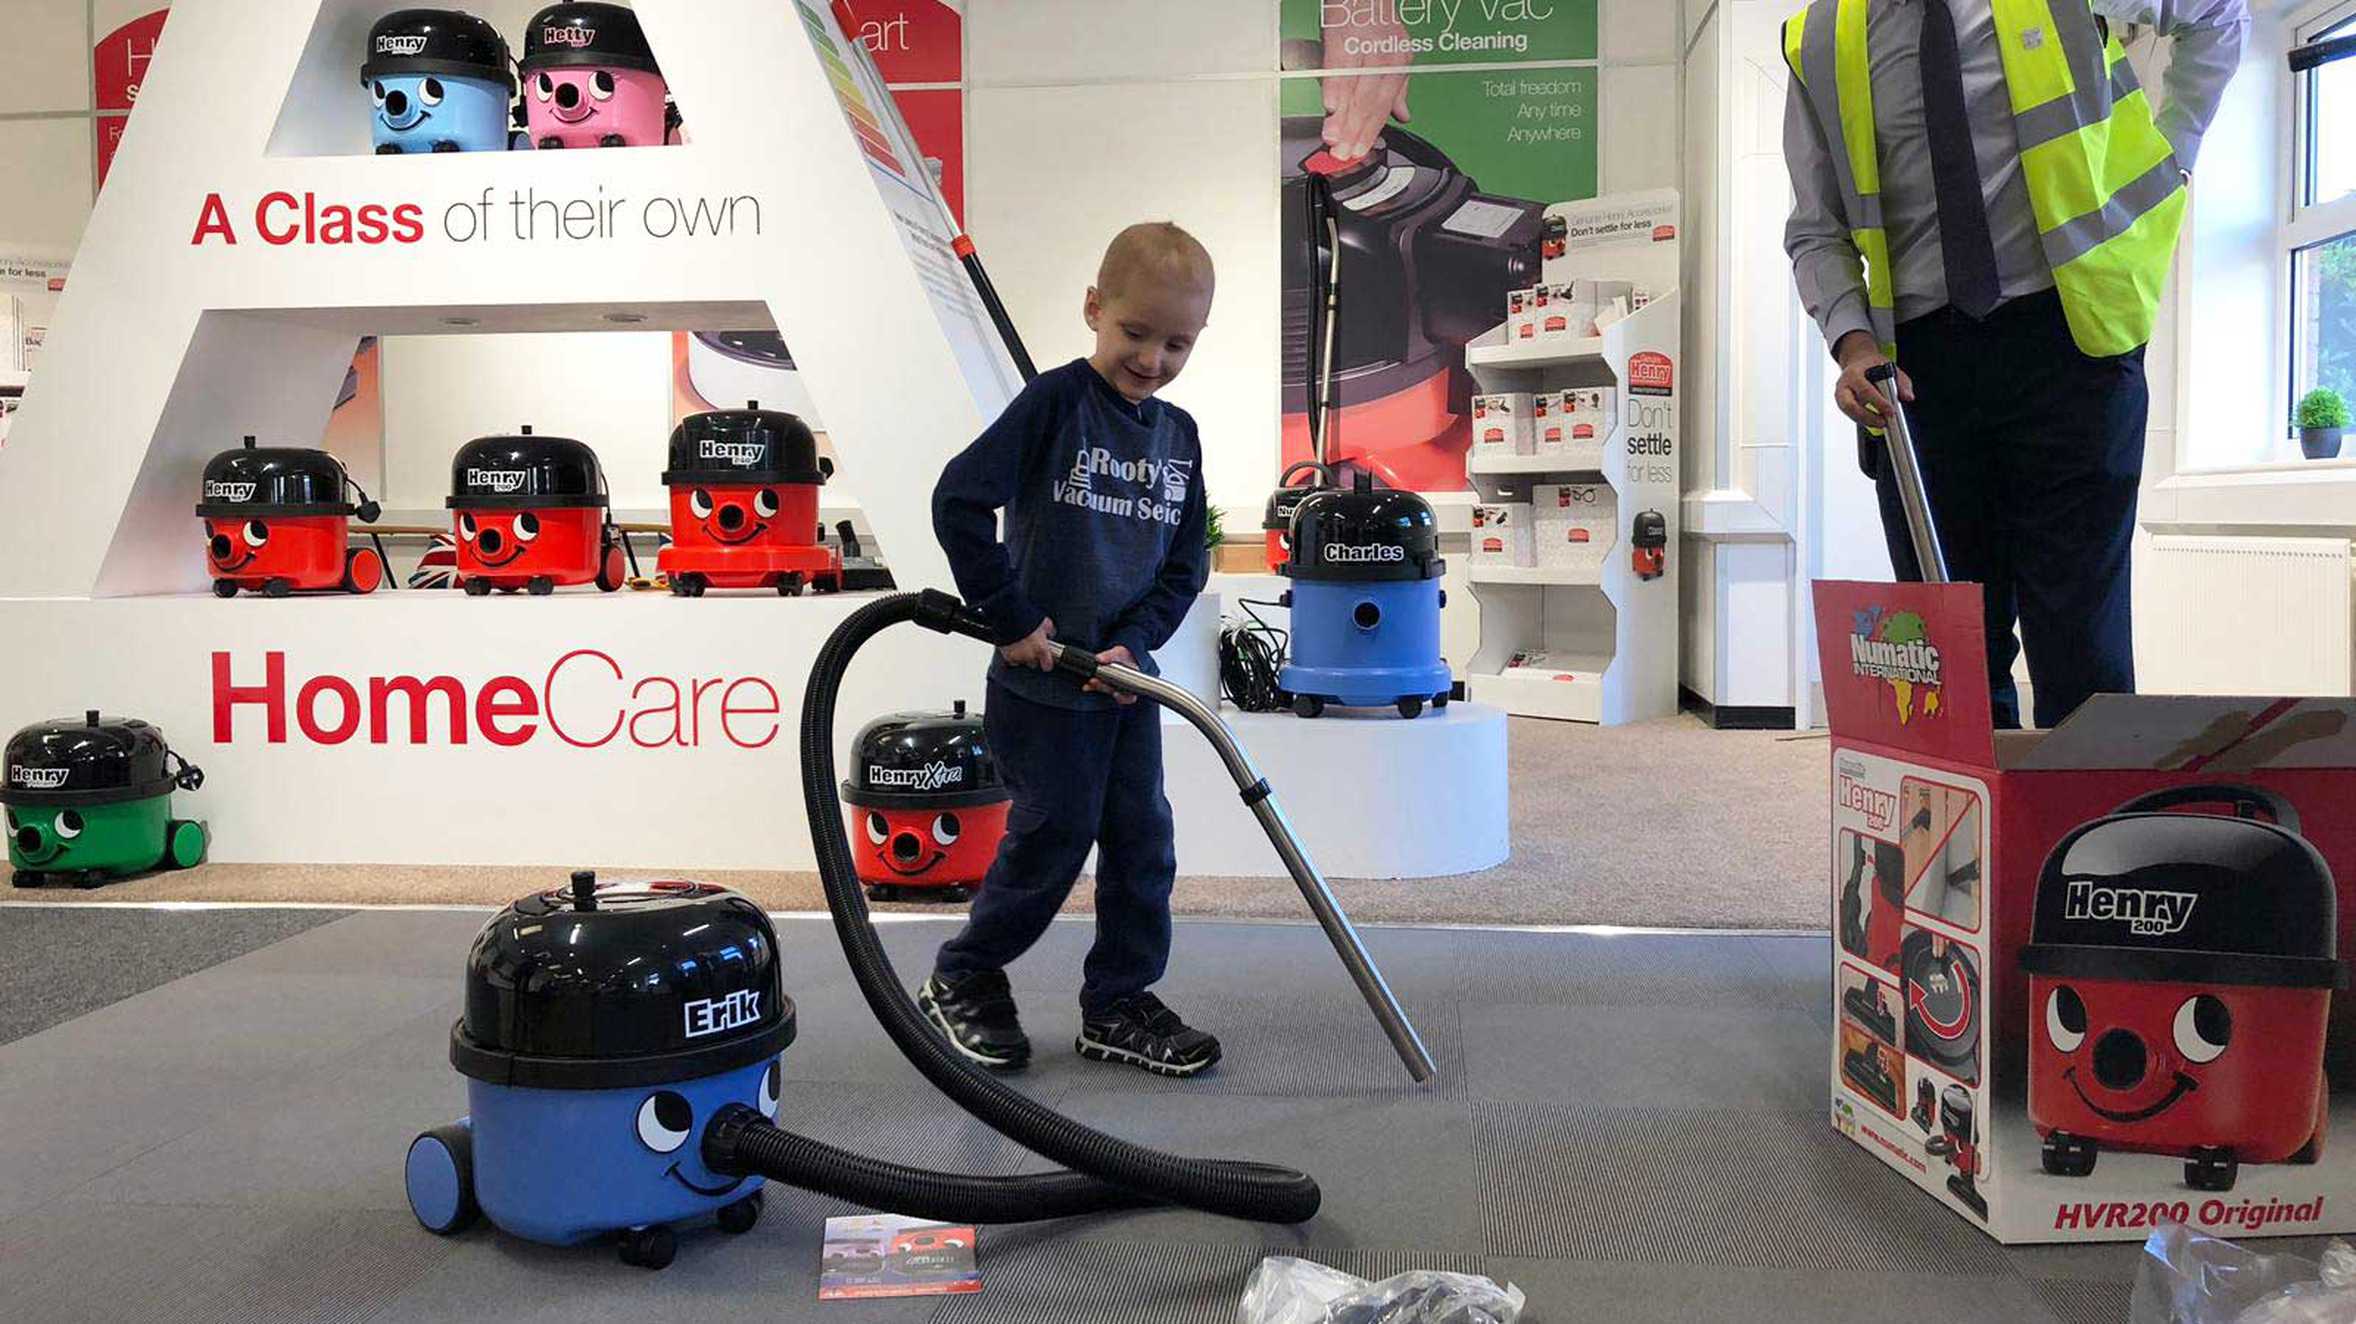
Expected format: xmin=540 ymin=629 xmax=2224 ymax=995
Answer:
xmin=1836 ymin=774 xmax=1896 ymax=832
xmin=542 ymin=24 xmax=597 ymax=47
xmin=870 ymin=761 xmax=964 ymax=792
xmin=9 ymin=766 xmax=70 ymax=789
xmin=203 ymin=480 xmax=258 ymax=502
xmin=1628 ymin=352 xmax=1674 ymax=396
xmin=375 ymin=34 xmax=431 ymax=55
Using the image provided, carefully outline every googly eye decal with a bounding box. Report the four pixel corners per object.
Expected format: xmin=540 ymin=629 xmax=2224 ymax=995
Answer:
xmin=55 ymin=810 xmax=83 ymax=840
xmin=2047 ymin=985 xmax=2086 ymax=1054
xmin=636 ymin=1091 xmax=691 ymax=1153
xmin=459 ymin=514 xmax=478 ymax=541
xmin=372 ymin=81 xmax=388 ymax=107
xmin=2175 ymin=995 xmax=2231 ymax=1064
xmin=418 ymin=77 xmax=445 ymax=106
xmin=590 ymin=71 xmax=616 ymax=101
xmin=243 ymin=520 xmax=271 ymax=548
xmin=536 ymin=73 xmax=554 ymax=101
xmin=866 ymin=812 xmax=889 ymax=845
xmin=691 ymin=489 xmax=715 ymax=520
xmin=931 ymin=813 xmax=961 ymax=846
xmin=759 ymin=1060 xmax=781 ymax=1117
xmin=754 ymin=489 xmax=779 ymax=519
xmin=513 ymin=512 xmax=541 ymax=543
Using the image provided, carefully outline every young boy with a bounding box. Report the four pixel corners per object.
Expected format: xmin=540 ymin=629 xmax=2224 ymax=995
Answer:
xmin=920 ymin=221 xmax=1219 ymax=1078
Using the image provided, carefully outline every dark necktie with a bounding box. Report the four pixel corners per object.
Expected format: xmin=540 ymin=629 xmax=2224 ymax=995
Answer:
xmin=1918 ymin=0 xmax=2003 ymax=319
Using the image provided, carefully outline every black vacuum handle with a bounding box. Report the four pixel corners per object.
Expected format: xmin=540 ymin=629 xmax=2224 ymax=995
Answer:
xmin=2112 ymin=783 xmax=2300 ymax=836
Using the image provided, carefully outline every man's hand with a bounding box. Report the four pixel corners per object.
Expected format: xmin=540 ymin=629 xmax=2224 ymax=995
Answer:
xmin=1085 ymin=645 xmax=1139 ymax=704
xmin=1319 ymin=11 xmax=1412 ymax=162
xmin=1833 ymin=330 xmax=1916 ymax=429
xmin=1000 ymin=617 xmax=1056 ymax=672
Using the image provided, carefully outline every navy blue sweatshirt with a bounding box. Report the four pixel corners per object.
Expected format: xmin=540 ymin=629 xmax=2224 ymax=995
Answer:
xmin=933 ymin=359 xmax=1209 ymax=710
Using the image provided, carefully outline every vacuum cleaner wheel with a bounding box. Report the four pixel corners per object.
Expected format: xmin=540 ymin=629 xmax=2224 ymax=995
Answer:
xmin=404 ymin=1124 xmax=480 ymax=1235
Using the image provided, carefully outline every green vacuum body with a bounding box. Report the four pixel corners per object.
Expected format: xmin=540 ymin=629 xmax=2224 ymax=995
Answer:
xmin=6 ymin=711 xmax=208 ymax=889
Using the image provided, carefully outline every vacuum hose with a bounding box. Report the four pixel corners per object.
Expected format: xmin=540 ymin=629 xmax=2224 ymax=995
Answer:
xmin=703 ymin=591 xmax=1324 ymax=1224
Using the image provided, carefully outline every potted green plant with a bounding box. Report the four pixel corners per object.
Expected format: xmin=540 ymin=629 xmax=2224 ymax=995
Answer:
xmin=2298 ymin=388 xmax=2349 ymax=461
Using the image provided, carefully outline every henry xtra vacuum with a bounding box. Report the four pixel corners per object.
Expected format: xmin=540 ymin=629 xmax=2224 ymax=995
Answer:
xmin=407 ymin=593 xmax=1435 ymax=1268
xmin=7 ymin=711 xmax=207 ymax=889
xmin=839 ymin=700 xmax=1009 ymax=903
xmin=2022 ymin=784 xmax=2342 ymax=1193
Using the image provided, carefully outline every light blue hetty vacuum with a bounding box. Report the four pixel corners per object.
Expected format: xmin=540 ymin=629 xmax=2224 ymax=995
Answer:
xmin=1277 ymin=472 xmax=1454 ymax=719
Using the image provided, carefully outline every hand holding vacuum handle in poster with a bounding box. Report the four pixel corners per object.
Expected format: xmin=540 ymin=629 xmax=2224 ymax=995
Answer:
xmin=1318 ymin=9 xmax=1413 ymax=162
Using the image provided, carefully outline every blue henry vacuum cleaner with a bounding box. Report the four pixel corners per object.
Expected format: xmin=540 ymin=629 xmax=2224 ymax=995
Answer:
xmin=1277 ymin=472 xmax=1454 ymax=719
xmin=362 ymin=9 xmax=517 ymax=155
xmin=406 ymin=592 xmax=1435 ymax=1270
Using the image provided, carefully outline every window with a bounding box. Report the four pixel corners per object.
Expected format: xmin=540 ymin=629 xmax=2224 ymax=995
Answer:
xmin=2289 ymin=3 xmax=2356 ymax=430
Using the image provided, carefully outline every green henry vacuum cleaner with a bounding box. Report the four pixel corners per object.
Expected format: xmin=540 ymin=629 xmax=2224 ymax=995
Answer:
xmin=405 ymin=592 xmax=1435 ymax=1268
xmin=7 ymin=711 xmax=208 ymax=889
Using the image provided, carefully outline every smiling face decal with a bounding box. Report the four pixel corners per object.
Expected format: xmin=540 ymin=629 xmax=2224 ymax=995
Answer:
xmin=524 ymin=64 xmax=670 ymax=148
xmin=207 ymin=518 xmax=270 ymax=573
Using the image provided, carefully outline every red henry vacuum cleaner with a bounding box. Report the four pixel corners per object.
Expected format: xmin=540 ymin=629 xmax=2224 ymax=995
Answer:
xmin=840 ymin=701 xmax=1008 ymax=904
xmin=199 ymin=437 xmax=389 ymax=597
xmin=448 ymin=427 xmax=630 ymax=596
xmin=658 ymin=402 xmax=842 ymax=596
xmin=1280 ymin=116 xmax=1545 ymax=493
xmin=1838 ymin=833 xmax=1907 ymax=971
xmin=1261 ymin=460 xmax=1333 ymax=572
xmin=2022 ymin=785 xmax=2341 ymax=1192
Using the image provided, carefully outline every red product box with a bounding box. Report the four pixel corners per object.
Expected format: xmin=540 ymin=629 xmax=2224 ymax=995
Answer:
xmin=1818 ymin=580 xmax=2356 ymax=1244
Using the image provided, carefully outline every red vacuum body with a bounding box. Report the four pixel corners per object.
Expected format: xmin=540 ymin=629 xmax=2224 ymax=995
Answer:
xmin=839 ymin=703 xmax=1009 ymax=903
xmin=448 ymin=428 xmax=625 ymax=595
xmin=658 ymin=403 xmax=841 ymax=596
xmin=1260 ymin=461 xmax=1333 ymax=572
xmin=198 ymin=437 xmax=384 ymax=597
xmin=2023 ymin=785 xmax=2343 ymax=1191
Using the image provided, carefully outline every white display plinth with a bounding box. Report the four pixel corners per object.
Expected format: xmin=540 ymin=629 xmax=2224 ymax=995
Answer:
xmin=0 ymin=593 xmax=1506 ymax=880
xmin=1164 ymin=702 xmax=1509 ymax=880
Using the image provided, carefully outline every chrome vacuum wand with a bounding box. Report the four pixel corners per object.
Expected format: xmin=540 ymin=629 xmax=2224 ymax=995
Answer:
xmin=1038 ymin=635 xmax=1437 ymax=1085
xmin=1865 ymin=363 xmax=1949 ymax=585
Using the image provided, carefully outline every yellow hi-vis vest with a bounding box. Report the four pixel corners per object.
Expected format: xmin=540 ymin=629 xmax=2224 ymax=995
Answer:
xmin=1782 ymin=0 xmax=2186 ymax=359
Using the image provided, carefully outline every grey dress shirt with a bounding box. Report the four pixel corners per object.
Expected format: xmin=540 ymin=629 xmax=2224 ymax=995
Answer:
xmin=1784 ymin=0 xmax=2248 ymax=353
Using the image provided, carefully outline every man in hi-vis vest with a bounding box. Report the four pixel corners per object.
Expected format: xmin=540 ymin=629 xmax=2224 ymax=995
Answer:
xmin=1784 ymin=0 xmax=2245 ymax=729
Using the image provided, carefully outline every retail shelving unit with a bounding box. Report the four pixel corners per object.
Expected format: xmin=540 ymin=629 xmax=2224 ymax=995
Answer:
xmin=1462 ymin=190 xmax=1682 ymax=725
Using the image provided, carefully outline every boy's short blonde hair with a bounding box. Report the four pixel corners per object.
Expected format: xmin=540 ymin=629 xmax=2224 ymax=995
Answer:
xmin=1095 ymin=222 xmax=1216 ymax=303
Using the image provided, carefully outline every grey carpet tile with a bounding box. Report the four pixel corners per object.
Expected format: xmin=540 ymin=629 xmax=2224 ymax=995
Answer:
xmin=0 ymin=904 xmax=345 ymax=1043
xmin=2028 ymin=1275 xmax=2136 ymax=1324
xmin=1468 ymin=1102 xmax=2018 ymax=1278
xmin=1460 ymin=1003 xmax=1826 ymax=1113
xmin=928 ymin=1237 xmax=1265 ymax=1324
xmin=1487 ymin=1259 xmax=2069 ymax=1324
xmin=0 ymin=1201 xmax=451 ymax=1324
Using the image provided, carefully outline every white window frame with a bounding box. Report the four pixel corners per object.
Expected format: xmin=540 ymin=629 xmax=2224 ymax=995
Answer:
xmin=2285 ymin=0 xmax=2356 ymax=433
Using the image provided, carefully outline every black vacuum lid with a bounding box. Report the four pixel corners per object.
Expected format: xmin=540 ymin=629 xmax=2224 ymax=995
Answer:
xmin=1280 ymin=473 xmax=1444 ymax=582
xmin=362 ymin=8 xmax=516 ymax=88
xmin=520 ymin=2 xmax=660 ymax=75
xmin=1902 ymin=931 xmax=1979 ymax=1079
xmin=841 ymin=703 xmax=1007 ymax=809
xmin=452 ymin=875 xmax=797 ymax=1090
xmin=4 ymin=711 xmax=180 ymax=807
xmin=2021 ymin=786 xmax=2343 ymax=989
xmin=448 ymin=428 xmax=608 ymax=510
xmin=196 ymin=437 xmax=358 ymax=518
xmin=663 ymin=403 xmax=827 ymax=487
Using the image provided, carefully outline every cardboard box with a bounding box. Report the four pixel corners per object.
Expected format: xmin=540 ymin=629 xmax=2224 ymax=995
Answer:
xmin=1508 ymin=288 xmax=1539 ymax=342
xmin=1817 ymin=579 xmax=2356 ymax=1244
xmin=1530 ymin=483 xmax=1612 ymax=569
xmin=1471 ymin=393 xmax=1533 ymax=459
xmin=1470 ymin=503 xmax=1534 ymax=568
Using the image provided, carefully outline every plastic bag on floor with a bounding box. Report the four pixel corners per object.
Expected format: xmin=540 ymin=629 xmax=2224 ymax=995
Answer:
xmin=2130 ymin=1222 xmax=2356 ymax=1323
xmin=1238 ymin=1256 xmax=1525 ymax=1324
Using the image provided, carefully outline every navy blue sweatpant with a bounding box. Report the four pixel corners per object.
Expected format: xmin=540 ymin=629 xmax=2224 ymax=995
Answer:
xmin=933 ymin=680 xmax=1175 ymax=1016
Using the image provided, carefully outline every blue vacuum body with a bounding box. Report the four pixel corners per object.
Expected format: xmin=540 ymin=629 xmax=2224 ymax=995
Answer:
xmin=1278 ymin=475 xmax=1453 ymax=718
xmin=405 ymin=873 xmax=797 ymax=1269
xmin=362 ymin=10 xmax=517 ymax=154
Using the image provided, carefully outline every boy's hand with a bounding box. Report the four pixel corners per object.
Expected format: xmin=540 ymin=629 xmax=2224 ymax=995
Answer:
xmin=1086 ymin=646 xmax=1139 ymax=704
xmin=1000 ymin=617 xmax=1056 ymax=672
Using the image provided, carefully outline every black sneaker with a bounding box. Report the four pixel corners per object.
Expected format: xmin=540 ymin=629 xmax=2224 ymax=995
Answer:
xmin=1076 ymin=994 xmax=1221 ymax=1078
xmin=918 ymin=970 xmax=1030 ymax=1071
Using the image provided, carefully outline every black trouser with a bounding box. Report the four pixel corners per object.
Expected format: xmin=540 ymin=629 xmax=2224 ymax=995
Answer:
xmin=934 ymin=680 xmax=1176 ymax=1017
xmin=1871 ymin=289 xmax=2146 ymax=730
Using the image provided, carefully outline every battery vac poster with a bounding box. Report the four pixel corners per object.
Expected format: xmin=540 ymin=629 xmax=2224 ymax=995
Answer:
xmin=92 ymin=4 xmax=169 ymax=189
xmin=819 ymin=1215 xmax=980 ymax=1299
xmin=1278 ymin=2 xmax=1598 ymax=492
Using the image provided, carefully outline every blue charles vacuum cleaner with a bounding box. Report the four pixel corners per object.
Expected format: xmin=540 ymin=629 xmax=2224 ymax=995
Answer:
xmin=406 ymin=593 xmax=1436 ymax=1270
xmin=1277 ymin=472 xmax=1453 ymax=719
